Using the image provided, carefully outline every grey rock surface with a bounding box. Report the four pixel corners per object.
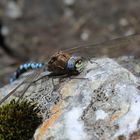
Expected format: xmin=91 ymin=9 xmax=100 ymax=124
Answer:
xmin=1 ymin=57 xmax=140 ymax=140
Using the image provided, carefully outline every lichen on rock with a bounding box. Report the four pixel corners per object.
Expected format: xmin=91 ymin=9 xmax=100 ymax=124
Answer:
xmin=33 ymin=58 xmax=140 ymax=140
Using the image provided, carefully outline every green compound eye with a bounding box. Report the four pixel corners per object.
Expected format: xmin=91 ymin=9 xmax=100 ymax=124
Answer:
xmin=75 ymin=59 xmax=84 ymax=73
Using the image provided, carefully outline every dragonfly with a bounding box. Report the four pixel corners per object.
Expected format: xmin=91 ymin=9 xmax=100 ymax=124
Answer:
xmin=9 ymin=51 xmax=84 ymax=83
xmin=0 ymin=34 xmax=140 ymax=105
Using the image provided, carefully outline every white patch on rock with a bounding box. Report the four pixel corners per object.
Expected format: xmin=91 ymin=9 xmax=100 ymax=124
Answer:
xmin=113 ymin=89 xmax=140 ymax=138
xmin=95 ymin=109 xmax=108 ymax=121
xmin=65 ymin=107 xmax=87 ymax=140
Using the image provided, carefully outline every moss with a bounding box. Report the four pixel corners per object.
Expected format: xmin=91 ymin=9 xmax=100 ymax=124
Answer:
xmin=0 ymin=99 xmax=42 ymax=140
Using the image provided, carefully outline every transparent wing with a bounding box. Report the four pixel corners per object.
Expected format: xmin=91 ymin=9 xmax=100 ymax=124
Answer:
xmin=0 ymin=70 xmax=59 ymax=119
xmin=63 ymin=34 xmax=140 ymax=58
xmin=0 ymin=66 xmax=52 ymax=105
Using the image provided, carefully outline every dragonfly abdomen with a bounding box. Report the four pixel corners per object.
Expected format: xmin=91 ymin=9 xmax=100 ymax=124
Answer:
xmin=10 ymin=62 xmax=44 ymax=83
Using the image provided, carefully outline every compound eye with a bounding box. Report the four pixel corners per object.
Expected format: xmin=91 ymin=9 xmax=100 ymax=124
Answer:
xmin=77 ymin=59 xmax=82 ymax=64
xmin=75 ymin=59 xmax=84 ymax=73
xmin=75 ymin=59 xmax=83 ymax=67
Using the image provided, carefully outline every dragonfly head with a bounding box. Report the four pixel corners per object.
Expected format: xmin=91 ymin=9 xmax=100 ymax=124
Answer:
xmin=67 ymin=56 xmax=84 ymax=74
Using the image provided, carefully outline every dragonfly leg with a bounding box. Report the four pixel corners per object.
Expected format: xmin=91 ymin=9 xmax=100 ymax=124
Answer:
xmin=69 ymin=77 xmax=89 ymax=80
xmin=86 ymin=55 xmax=94 ymax=64
xmin=33 ymin=71 xmax=67 ymax=85
xmin=32 ymin=71 xmax=51 ymax=83
xmin=17 ymin=69 xmax=43 ymax=102
xmin=51 ymin=78 xmax=55 ymax=88
xmin=17 ymin=82 xmax=33 ymax=103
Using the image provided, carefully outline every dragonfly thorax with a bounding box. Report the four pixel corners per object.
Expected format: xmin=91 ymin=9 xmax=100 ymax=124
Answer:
xmin=47 ymin=51 xmax=70 ymax=74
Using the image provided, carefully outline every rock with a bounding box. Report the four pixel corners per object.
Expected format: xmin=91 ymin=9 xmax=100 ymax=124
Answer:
xmin=1 ymin=57 xmax=140 ymax=140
